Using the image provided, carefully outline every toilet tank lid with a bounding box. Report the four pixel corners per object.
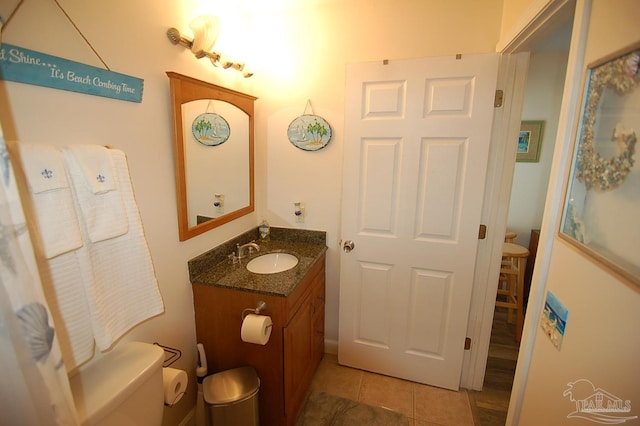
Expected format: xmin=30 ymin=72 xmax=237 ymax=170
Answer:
xmin=70 ymin=342 xmax=164 ymax=423
xmin=204 ymin=366 xmax=260 ymax=405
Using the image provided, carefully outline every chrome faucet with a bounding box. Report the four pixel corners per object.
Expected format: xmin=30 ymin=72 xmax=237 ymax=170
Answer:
xmin=236 ymin=241 xmax=260 ymax=259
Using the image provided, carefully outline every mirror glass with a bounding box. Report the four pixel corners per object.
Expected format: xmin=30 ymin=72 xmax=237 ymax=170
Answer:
xmin=167 ymin=72 xmax=255 ymax=241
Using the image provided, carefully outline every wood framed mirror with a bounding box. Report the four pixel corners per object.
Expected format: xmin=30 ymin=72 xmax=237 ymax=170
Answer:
xmin=167 ymin=72 xmax=256 ymax=241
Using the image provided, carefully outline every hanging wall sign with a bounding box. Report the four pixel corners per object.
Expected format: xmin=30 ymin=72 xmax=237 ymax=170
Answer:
xmin=0 ymin=43 xmax=144 ymax=103
xmin=287 ymin=114 xmax=332 ymax=151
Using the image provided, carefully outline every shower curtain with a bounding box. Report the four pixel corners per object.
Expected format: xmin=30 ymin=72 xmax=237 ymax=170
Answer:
xmin=0 ymin=119 xmax=79 ymax=423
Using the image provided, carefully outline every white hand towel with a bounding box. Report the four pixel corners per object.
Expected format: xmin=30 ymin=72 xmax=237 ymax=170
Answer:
xmin=18 ymin=142 xmax=83 ymax=258
xmin=19 ymin=142 xmax=68 ymax=193
xmin=38 ymin=251 xmax=95 ymax=371
xmin=65 ymin=144 xmax=117 ymax=194
xmin=63 ymin=145 xmax=128 ymax=242
xmin=80 ymin=149 xmax=164 ymax=350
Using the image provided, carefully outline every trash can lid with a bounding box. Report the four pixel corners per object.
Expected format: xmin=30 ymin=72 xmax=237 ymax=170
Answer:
xmin=203 ymin=366 xmax=260 ymax=405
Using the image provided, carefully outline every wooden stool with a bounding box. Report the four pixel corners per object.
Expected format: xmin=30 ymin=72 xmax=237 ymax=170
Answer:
xmin=504 ymin=231 xmax=517 ymax=243
xmin=500 ymin=231 xmax=518 ymax=301
xmin=496 ymin=242 xmax=529 ymax=341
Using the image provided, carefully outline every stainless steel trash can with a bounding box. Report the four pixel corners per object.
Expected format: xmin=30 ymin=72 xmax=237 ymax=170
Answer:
xmin=203 ymin=366 xmax=260 ymax=426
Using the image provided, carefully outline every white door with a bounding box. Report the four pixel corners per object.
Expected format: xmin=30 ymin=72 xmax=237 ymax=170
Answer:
xmin=338 ymin=53 xmax=499 ymax=390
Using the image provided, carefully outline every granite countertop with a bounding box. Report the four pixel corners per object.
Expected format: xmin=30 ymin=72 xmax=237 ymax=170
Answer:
xmin=188 ymin=227 xmax=327 ymax=297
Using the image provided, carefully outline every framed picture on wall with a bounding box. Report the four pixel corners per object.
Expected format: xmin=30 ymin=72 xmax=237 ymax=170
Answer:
xmin=517 ymin=120 xmax=545 ymax=162
xmin=559 ymin=43 xmax=640 ymax=286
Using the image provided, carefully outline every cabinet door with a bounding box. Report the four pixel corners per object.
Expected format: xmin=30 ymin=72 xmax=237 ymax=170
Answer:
xmin=283 ymin=297 xmax=313 ymax=420
xmin=311 ymin=278 xmax=325 ymax=367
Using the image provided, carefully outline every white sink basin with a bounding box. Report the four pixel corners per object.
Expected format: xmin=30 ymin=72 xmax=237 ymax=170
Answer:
xmin=246 ymin=253 xmax=298 ymax=274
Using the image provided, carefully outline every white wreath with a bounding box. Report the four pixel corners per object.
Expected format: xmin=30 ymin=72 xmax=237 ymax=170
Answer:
xmin=575 ymin=51 xmax=639 ymax=191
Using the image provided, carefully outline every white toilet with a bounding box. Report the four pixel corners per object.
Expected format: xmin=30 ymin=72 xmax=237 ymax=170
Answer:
xmin=70 ymin=342 xmax=165 ymax=425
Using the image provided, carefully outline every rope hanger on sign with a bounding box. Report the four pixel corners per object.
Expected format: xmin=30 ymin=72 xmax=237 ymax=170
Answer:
xmin=0 ymin=0 xmax=24 ymax=33
xmin=303 ymin=99 xmax=315 ymax=116
xmin=205 ymin=99 xmax=216 ymax=114
xmin=1 ymin=0 xmax=111 ymax=70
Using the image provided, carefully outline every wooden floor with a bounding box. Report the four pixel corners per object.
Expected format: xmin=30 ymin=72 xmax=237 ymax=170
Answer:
xmin=468 ymin=308 xmax=520 ymax=425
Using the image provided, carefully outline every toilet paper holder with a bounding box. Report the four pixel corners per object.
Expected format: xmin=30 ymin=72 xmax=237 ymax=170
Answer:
xmin=153 ymin=342 xmax=182 ymax=367
xmin=241 ymin=300 xmax=267 ymax=320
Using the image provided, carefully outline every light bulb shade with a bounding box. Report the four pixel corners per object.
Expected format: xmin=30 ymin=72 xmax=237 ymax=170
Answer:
xmin=189 ymin=15 xmax=219 ymax=54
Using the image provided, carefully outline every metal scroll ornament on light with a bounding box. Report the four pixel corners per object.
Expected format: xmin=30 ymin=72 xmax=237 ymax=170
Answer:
xmin=166 ymin=16 xmax=252 ymax=78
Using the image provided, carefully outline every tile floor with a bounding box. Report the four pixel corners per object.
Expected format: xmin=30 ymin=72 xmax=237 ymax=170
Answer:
xmin=308 ymin=353 xmax=475 ymax=426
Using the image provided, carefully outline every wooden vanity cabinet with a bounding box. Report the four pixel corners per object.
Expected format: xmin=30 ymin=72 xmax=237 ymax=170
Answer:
xmin=192 ymin=254 xmax=325 ymax=426
xmin=283 ymin=261 xmax=325 ymax=421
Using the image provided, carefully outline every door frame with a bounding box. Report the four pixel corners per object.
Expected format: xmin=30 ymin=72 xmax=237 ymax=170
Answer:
xmin=506 ymin=1 xmax=590 ymax=424
xmin=460 ymin=0 xmax=583 ymax=405
xmin=460 ymin=51 xmax=530 ymax=390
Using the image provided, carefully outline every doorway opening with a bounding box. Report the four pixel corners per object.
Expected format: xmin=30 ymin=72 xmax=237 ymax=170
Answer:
xmin=468 ymin=19 xmax=573 ymax=426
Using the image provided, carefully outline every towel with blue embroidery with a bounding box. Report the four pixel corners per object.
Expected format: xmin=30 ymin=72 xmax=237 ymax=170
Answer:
xmin=63 ymin=145 xmax=128 ymax=242
xmin=79 ymin=148 xmax=164 ymax=350
xmin=18 ymin=142 xmax=95 ymax=370
xmin=18 ymin=142 xmax=83 ymax=258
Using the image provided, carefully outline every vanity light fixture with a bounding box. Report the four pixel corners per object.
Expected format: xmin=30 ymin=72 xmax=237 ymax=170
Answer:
xmin=166 ymin=16 xmax=253 ymax=78
xmin=189 ymin=15 xmax=219 ymax=54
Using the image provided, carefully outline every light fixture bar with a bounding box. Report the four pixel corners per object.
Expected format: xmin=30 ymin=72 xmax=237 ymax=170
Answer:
xmin=166 ymin=23 xmax=253 ymax=78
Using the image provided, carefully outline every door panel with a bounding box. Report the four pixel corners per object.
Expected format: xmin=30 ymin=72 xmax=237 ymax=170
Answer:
xmin=406 ymin=268 xmax=451 ymax=357
xmin=356 ymin=262 xmax=393 ymax=347
xmin=417 ymin=138 xmax=465 ymax=239
xmin=339 ymin=53 xmax=499 ymax=390
xmin=359 ymin=139 xmax=401 ymax=234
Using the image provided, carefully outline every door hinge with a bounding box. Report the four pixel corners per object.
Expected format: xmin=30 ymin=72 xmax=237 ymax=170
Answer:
xmin=478 ymin=224 xmax=487 ymax=240
xmin=494 ymin=89 xmax=503 ymax=107
xmin=464 ymin=337 xmax=472 ymax=350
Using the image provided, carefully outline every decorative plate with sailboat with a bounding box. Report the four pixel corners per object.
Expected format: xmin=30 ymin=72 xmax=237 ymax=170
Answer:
xmin=192 ymin=113 xmax=230 ymax=146
xmin=287 ymin=114 xmax=332 ymax=151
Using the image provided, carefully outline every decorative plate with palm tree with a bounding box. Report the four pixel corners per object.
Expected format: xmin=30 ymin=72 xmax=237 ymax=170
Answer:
xmin=192 ymin=113 xmax=230 ymax=146
xmin=287 ymin=114 xmax=332 ymax=151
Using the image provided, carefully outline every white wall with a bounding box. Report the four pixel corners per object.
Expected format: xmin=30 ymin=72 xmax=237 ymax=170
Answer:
xmin=0 ymin=0 xmax=504 ymax=423
xmin=516 ymin=0 xmax=640 ymax=423
xmin=507 ymin=48 xmax=568 ymax=248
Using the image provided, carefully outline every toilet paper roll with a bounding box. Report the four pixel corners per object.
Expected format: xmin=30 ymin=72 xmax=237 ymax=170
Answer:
xmin=241 ymin=314 xmax=273 ymax=345
xmin=162 ymin=367 xmax=188 ymax=406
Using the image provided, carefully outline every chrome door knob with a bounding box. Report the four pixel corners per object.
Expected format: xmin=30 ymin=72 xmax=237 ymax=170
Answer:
xmin=343 ymin=240 xmax=355 ymax=253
